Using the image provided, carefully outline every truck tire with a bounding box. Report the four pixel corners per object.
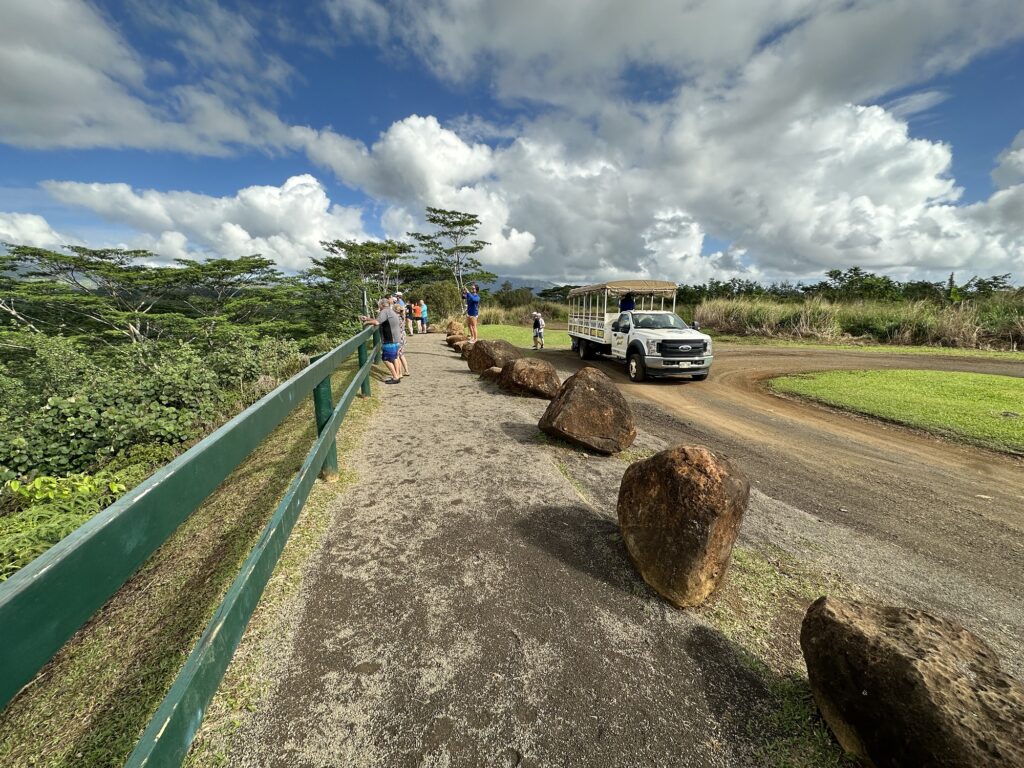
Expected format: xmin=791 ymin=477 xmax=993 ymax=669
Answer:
xmin=578 ymin=339 xmax=591 ymax=360
xmin=627 ymin=351 xmax=647 ymax=382
xmin=691 ymin=372 xmax=709 ymax=381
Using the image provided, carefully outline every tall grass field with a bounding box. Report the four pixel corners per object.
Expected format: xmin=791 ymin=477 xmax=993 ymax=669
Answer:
xmin=695 ymin=296 xmax=1023 ymax=349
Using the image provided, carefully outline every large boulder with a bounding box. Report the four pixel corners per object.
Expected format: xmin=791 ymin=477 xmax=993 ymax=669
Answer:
xmin=460 ymin=341 xmax=475 ymax=359
xmin=498 ymin=358 xmax=561 ymax=400
xmin=452 ymin=340 xmax=468 ymax=353
xmin=446 ymin=334 xmax=467 ymax=347
xmin=479 ymin=366 xmax=503 ymax=383
xmin=539 ymin=367 xmax=636 ymax=454
xmin=616 ymin=445 xmax=749 ymax=607
xmin=801 ymin=597 xmax=1024 ymax=768
xmin=445 ymin=320 xmax=465 ymax=336
xmin=426 ymin=324 xmax=441 ymax=334
xmin=466 ymin=339 xmax=524 ymax=373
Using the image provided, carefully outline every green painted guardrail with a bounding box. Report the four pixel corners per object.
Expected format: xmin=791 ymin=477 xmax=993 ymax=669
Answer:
xmin=0 ymin=326 xmax=380 ymax=765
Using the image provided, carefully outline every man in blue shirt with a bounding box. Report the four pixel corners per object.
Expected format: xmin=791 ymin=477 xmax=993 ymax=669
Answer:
xmin=463 ymin=283 xmax=481 ymax=342
xmin=619 ymin=292 xmax=636 ymax=311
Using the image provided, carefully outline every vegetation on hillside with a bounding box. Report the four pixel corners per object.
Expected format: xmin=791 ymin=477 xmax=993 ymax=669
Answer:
xmin=0 ymin=206 xmax=492 ymax=580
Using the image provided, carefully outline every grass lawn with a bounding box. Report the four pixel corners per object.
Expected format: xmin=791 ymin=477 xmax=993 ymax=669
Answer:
xmin=770 ymin=369 xmax=1024 ymax=454
xmin=477 ymin=323 xmax=572 ymax=349
xmin=715 ymin=334 xmax=1024 ymax=361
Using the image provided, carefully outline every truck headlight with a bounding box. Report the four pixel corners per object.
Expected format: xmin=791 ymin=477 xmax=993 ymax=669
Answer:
xmin=646 ymin=339 xmax=659 ymax=355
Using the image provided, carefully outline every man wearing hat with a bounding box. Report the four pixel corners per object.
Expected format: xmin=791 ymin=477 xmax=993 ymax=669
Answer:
xmin=532 ymin=311 xmax=545 ymax=350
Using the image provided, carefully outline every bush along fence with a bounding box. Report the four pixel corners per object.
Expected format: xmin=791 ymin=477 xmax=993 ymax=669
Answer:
xmin=0 ymin=326 xmax=380 ymax=767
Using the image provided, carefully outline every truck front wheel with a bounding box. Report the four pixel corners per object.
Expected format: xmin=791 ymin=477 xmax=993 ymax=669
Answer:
xmin=627 ymin=351 xmax=647 ymax=382
xmin=578 ymin=339 xmax=591 ymax=360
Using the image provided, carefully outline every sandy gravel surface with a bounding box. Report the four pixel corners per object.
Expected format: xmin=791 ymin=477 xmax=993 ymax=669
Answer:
xmin=226 ymin=337 xmax=1023 ymax=767
xmin=229 ymin=335 xmax=756 ymax=767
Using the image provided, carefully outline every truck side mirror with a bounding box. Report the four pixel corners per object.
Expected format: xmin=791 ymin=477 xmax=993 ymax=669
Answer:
xmin=692 ymin=320 xmax=701 ymax=330
xmin=611 ymin=321 xmax=620 ymax=332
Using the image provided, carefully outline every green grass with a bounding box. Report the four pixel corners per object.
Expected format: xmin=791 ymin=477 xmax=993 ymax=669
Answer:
xmin=476 ymin=323 xmax=572 ymax=349
xmin=771 ymin=369 xmax=1024 ymax=453
xmin=0 ymin=364 xmax=379 ymax=768
xmin=715 ymin=334 xmax=1024 ymax=361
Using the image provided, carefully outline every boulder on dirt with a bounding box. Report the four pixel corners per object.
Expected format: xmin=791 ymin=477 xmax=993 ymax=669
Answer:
xmin=460 ymin=341 xmax=475 ymax=359
xmin=426 ymin=323 xmax=441 ymax=334
xmin=538 ymin=367 xmax=636 ymax=454
xmin=479 ymin=366 xmax=503 ymax=383
xmin=800 ymin=596 xmax=1024 ymax=768
xmin=466 ymin=339 xmax=525 ymax=374
xmin=445 ymin=320 xmax=465 ymax=336
xmin=452 ymin=340 xmax=467 ymax=353
xmin=498 ymin=358 xmax=561 ymax=400
xmin=446 ymin=334 xmax=467 ymax=347
xmin=616 ymin=445 xmax=749 ymax=607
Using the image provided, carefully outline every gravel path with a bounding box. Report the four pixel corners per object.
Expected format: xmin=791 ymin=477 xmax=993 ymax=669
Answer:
xmin=228 ymin=334 xmax=770 ymax=768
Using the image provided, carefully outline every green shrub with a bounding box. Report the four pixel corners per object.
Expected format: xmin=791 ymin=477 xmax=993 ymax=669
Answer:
xmin=419 ymin=281 xmax=463 ymax=321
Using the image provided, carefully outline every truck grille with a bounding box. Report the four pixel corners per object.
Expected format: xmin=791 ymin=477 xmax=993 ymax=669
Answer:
xmin=659 ymin=340 xmax=707 ymax=358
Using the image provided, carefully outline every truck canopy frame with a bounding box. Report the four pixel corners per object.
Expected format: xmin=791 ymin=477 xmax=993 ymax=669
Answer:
xmin=567 ymin=280 xmax=678 ymax=341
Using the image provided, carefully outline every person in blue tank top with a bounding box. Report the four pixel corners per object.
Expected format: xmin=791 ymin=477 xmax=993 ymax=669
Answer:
xmin=463 ymin=283 xmax=481 ymax=342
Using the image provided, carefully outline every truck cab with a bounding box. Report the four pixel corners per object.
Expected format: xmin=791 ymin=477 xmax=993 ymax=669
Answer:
xmin=610 ymin=310 xmax=712 ymax=382
xmin=567 ymin=280 xmax=713 ymax=383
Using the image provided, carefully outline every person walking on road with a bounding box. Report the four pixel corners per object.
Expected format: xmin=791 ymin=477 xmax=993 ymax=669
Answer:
xmin=362 ymin=298 xmax=403 ymax=384
xmin=532 ymin=311 xmax=545 ymax=350
xmin=464 ymin=283 xmax=481 ymax=342
xmin=419 ymin=299 xmax=428 ymax=334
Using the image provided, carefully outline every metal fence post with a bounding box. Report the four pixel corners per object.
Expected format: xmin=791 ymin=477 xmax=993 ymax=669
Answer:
xmin=312 ymin=374 xmax=339 ymax=482
xmin=357 ymin=341 xmax=371 ymax=397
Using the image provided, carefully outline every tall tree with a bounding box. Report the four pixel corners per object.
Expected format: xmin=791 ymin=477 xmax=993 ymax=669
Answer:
xmin=408 ymin=208 xmax=492 ymax=295
xmin=315 ymin=239 xmax=416 ymax=299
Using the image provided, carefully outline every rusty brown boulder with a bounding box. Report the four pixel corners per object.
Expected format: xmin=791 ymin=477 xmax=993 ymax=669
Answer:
xmin=498 ymin=358 xmax=561 ymax=399
xmin=446 ymin=334 xmax=467 ymax=347
xmin=616 ymin=445 xmax=748 ymax=607
xmin=466 ymin=339 xmax=524 ymax=373
xmin=426 ymin=323 xmax=441 ymax=334
xmin=539 ymin=367 xmax=636 ymax=454
xmin=452 ymin=340 xmax=467 ymax=353
xmin=801 ymin=597 xmax=1024 ymax=768
xmin=460 ymin=341 xmax=475 ymax=359
xmin=445 ymin=320 xmax=465 ymax=336
xmin=479 ymin=366 xmax=503 ymax=383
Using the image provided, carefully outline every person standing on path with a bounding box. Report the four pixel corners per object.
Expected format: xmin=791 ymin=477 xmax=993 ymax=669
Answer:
xmin=419 ymin=299 xmax=428 ymax=334
xmin=532 ymin=311 xmax=545 ymax=350
xmin=411 ymin=300 xmax=422 ymax=333
xmin=464 ymin=283 xmax=481 ymax=342
xmin=391 ymin=296 xmax=411 ymax=377
xmin=362 ymin=298 xmax=403 ymax=384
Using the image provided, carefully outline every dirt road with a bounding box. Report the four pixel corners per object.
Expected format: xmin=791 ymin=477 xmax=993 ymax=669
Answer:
xmin=549 ymin=344 xmax=1024 ymax=669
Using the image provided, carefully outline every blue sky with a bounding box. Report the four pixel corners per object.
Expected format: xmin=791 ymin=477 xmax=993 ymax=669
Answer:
xmin=1 ymin=0 xmax=1023 ymax=284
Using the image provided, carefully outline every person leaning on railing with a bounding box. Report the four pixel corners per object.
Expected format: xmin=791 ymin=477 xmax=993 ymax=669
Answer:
xmin=361 ymin=298 xmax=403 ymax=384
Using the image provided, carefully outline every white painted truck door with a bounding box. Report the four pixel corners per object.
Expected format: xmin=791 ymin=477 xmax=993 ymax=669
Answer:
xmin=612 ymin=312 xmax=630 ymax=358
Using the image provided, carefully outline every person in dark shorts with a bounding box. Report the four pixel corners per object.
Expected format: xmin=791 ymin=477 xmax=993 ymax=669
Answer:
xmin=463 ymin=283 xmax=481 ymax=342
xmin=361 ymin=298 xmax=403 ymax=383
xmin=532 ymin=311 xmax=545 ymax=349
xmin=419 ymin=299 xmax=428 ymax=333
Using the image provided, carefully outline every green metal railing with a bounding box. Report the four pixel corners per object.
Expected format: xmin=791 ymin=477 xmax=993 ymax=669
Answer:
xmin=0 ymin=326 xmax=380 ymax=766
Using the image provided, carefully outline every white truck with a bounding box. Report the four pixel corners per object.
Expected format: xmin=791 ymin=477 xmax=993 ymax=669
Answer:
xmin=567 ymin=280 xmax=713 ymax=383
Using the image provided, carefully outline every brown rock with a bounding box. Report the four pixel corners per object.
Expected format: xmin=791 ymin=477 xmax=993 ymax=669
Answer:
xmin=801 ymin=597 xmax=1024 ymax=768
xmin=460 ymin=341 xmax=475 ymax=359
xmin=498 ymin=358 xmax=561 ymax=399
xmin=452 ymin=340 xmax=467 ymax=353
xmin=616 ymin=445 xmax=749 ymax=607
xmin=446 ymin=320 xmax=465 ymax=336
xmin=426 ymin=324 xmax=441 ymax=334
xmin=466 ymin=339 xmax=525 ymax=373
xmin=446 ymin=334 xmax=467 ymax=347
xmin=479 ymin=366 xmax=503 ymax=383
xmin=539 ymin=367 xmax=636 ymax=454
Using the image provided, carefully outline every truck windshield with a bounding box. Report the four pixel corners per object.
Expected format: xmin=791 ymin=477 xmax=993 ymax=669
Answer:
xmin=631 ymin=313 xmax=689 ymax=330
